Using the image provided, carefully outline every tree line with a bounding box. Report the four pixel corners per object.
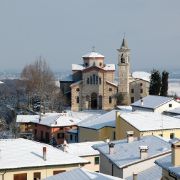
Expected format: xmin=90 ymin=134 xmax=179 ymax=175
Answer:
xmin=149 ymin=69 xmax=169 ymax=96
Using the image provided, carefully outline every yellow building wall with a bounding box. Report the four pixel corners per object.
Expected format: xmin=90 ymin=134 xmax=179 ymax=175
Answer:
xmin=116 ymin=112 xmax=180 ymax=140
xmin=79 ymin=127 xmax=115 ymax=142
xmin=0 ymin=164 xmax=82 ymax=180
xmin=83 ymin=155 xmax=100 ymax=172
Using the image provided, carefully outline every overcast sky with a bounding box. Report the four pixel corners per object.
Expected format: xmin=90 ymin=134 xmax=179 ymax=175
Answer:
xmin=0 ymin=0 xmax=180 ymax=72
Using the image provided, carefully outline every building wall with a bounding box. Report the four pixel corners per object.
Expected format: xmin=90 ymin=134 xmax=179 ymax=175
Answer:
xmin=78 ymin=127 xmax=100 ymax=142
xmin=78 ymin=127 xmax=115 ymax=142
xmin=82 ymin=155 xmax=100 ymax=172
xmin=116 ymin=112 xmax=180 ymax=140
xmin=0 ymin=164 xmax=83 ymax=180
xmin=129 ymin=80 xmax=149 ymax=103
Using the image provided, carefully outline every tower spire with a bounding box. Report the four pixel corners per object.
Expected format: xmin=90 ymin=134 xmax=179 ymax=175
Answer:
xmin=121 ymin=35 xmax=128 ymax=49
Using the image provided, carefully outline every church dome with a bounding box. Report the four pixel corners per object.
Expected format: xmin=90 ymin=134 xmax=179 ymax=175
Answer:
xmin=82 ymin=51 xmax=104 ymax=58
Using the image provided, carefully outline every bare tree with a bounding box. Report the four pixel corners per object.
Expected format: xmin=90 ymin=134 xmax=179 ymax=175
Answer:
xmin=21 ymin=57 xmax=57 ymax=113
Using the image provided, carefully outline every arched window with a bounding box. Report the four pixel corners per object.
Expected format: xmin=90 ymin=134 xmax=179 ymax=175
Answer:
xmin=121 ymin=54 xmax=125 ymax=63
xmin=99 ymin=77 xmax=102 ymax=85
xmin=76 ymin=96 xmax=79 ymax=103
xmin=76 ymin=88 xmax=80 ymax=92
xmin=109 ymin=88 xmax=112 ymax=91
xmin=96 ymin=76 xmax=98 ymax=84
xmin=109 ymin=96 xmax=112 ymax=104
xmin=87 ymin=78 xmax=89 ymax=84
xmin=90 ymin=76 xmax=92 ymax=84
xmin=93 ymin=74 xmax=95 ymax=84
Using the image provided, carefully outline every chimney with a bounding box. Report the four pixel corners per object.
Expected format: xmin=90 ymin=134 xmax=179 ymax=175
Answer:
xmin=43 ymin=147 xmax=47 ymax=161
xmin=171 ymin=142 xmax=180 ymax=166
xmin=127 ymin=131 xmax=134 ymax=143
xmin=63 ymin=139 xmax=68 ymax=152
xmin=140 ymin=98 xmax=143 ymax=106
xmin=133 ymin=172 xmax=138 ymax=180
xmin=139 ymin=146 xmax=148 ymax=159
xmin=109 ymin=143 xmax=115 ymax=154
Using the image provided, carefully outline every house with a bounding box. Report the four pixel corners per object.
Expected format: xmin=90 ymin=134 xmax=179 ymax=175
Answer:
xmin=59 ymin=141 xmax=104 ymax=172
xmin=78 ymin=110 xmax=117 ymax=142
xmin=16 ymin=112 xmax=81 ymax=144
xmin=93 ymin=135 xmax=171 ymax=179
xmin=131 ymin=95 xmax=180 ymax=113
xmin=155 ymin=140 xmax=180 ymax=180
xmin=0 ymin=138 xmax=88 ymax=180
xmin=116 ymin=111 xmax=180 ymax=140
xmin=43 ymin=168 xmax=123 ymax=180
xmin=60 ymin=38 xmax=150 ymax=111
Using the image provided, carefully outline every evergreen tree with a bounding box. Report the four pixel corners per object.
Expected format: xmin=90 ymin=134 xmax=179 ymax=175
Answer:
xmin=149 ymin=69 xmax=161 ymax=95
xmin=160 ymin=70 xmax=169 ymax=96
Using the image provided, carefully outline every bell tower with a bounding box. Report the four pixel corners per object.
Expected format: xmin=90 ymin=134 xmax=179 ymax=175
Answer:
xmin=117 ymin=37 xmax=130 ymax=105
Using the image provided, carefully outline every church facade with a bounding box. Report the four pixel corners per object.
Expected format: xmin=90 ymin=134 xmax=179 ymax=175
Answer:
xmin=60 ymin=38 xmax=150 ymax=111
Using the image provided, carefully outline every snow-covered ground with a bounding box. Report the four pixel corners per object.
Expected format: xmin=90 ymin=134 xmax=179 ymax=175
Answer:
xmin=168 ymin=79 xmax=180 ymax=96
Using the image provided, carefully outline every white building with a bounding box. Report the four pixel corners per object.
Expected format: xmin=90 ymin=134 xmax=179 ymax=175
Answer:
xmin=131 ymin=95 xmax=180 ymax=113
xmin=93 ymin=136 xmax=171 ymax=179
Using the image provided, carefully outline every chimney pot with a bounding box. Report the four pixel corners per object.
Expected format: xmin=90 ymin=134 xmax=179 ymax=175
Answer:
xmin=43 ymin=147 xmax=47 ymax=161
xmin=139 ymin=145 xmax=148 ymax=159
xmin=171 ymin=143 xmax=180 ymax=166
xmin=109 ymin=143 xmax=115 ymax=154
xmin=133 ymin=173 xmax=138 ymax=180
xmin=127 ymin=131 xmax=134 ymax=143
xmin=140 ymin=99 xmax=143 ymax=106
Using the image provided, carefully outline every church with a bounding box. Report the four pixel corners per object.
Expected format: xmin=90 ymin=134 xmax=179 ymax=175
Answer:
xmin=60 ymin=38 xmax=150 ymax=111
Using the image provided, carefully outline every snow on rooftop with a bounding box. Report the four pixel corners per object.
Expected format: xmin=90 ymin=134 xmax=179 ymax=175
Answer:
xmin=155 ymin=155 xmax=180 ymax=178
xmin=0 ymin=81 xmax=4 ymax=84
xmin=60 ymin=74 xmax=73 ymax=82
xmin=16 ymin=113 xmax=82 ymax=127
xmin=103 ymin=64 xmax=115 ymax=71
xmin=166 ymin=107 xmax=180 ymax=115
xmin=82 ymin=52 xmax=104 ymax=58
xmin=72 ymin=64 xmax=85 ymax=71
xmin=116 ymin=106 xmax=132 ymax=112
xmin=132 ymin=71 xmax=151 ymax=82
xmin=121 ymin=111 xmax=180 ymax=131
xmin=78 ymin=110 xmax=116 ymax=130
xmin=61 ymin=141 xmax=104 ymax=157
xmin=44 ymin=167 xmax=122 ymax=180
xmin=131 ymin=95 xmax=173 ymax=109
xmin=0 ymin=138 xmax=88 ymax=170
xmin=93 ymin=136 xmax=171 ymax=168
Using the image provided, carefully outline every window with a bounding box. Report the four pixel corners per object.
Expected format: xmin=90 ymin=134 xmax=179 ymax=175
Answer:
xmin=170 ymin=133 xmax=175 ymax=139
xmin=76 ymin=88 xmax=80 ymax=92
xmin=93 ymin=74 xmax=95 ymax=84
xmin=94 ymin=156 xmax=100 ymax=164
xmin=109 ymin=96 xmax=112 ymax=104
xmin=14 ymin=173 xmax=27 ymax=180
xmin=131 ymin=89 xmax=134 ymax=93
xmin=96 ymin=76 xmax=98 ymax=84
xmin=99 ymin=77 xmax=101 ymax=85
xmin=85 ymin=62 xmax=88 ymax=67
xmin=140 ymin=89 xmax=143 ymax=93
xmin=70 ymin=134 xmax=73 ymax=141
xmin=109 ymin=88 xmax=112 ymax=91
xmin=87 ymin=78 xmax=89 ymax=84
xmin=57 ymin=133 xmax=64 ymax=139
xmin=140 ymin=83 xmax=143 ymax=86
xmin=131 ymin=97 xmax=134 ymax=103
xmin=159 ymin=134 xmax=163 ymax=137
xmin=76 ymin=96 xmax=79 ymax=103
xmin=53 ymin=170 xmax=66 ymax=175
xmin=34 ymin=172 xmax=41 ymax=180
xmin=169 ymin=104 xmax=172 ymax=107
xmin=40 ymin=131 xmax=43 ymax=141
xmin=90 ymin=76 xmax=92 ymax=84
xmin=99 ymin=62 xmax=102 ymax=66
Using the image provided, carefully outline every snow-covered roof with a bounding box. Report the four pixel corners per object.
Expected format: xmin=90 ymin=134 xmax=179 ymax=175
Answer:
xmin=60 ymin=74 xmax=73 ymax=82
xmin=131 ymin=95 xmax=173 ymax=109
xmin=116 ymin=106 xmax=132 ymax=112
xmin=103 ymin=64 xmax=115 ymax=71
xmin=0 ymin=138 xmax=88 ymax=170
xmin=93 ymin=136 xmax=171 ymax=168
xmin=106 ymin=81 xmax=118 ymax=87
xmin=132 ymin=71 xmax=151 ymax=82
xmin=78 ymin=110 xmax=116 ymax=130
xmin=165 ymin=107 xmax=180 ymax=115
xmin=60 ymin=141 xmax=104 ymax=157
xmin=44 ymin=168 xmax=122 ymax=180
xmin=16 ymin=113 xmax=82 ymax=127
xmin=155 ymin=155 xmax=180 ymax=178
xmin=82 ymin=52 xmax=104 ymax=58
xmin=126 ymin=165 xmax=162 ymax=180
xmin=120 ymin=111 xmax=180 ymax=131
xmin=72 ymin=64 xmax=85 ymax=71
xmin=0 ymin=81 xmax=4 ymax=84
